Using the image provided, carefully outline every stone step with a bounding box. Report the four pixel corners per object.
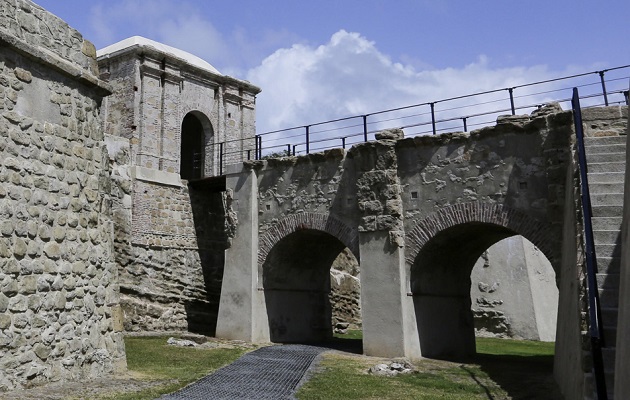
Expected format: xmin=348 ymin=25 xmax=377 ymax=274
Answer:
xmin=591 ymin=217 xmax=623 ymax=230
xmin=595 ymin=243 xmax=621 ymax=264
xmin=593 ymin=230 xmax=621 ymax=245
xmin=585 ymin=143 xmax=627 ymax=154
xmin=602 ymin=347 xmax=616 ymax=373
xmin=596 ymin=256 xmax=621 ymax=274
xmin=590 ymin=193 xmax=625 ymax=207
xmin=591 ymin=205 xmax=624 ymax=218
xmin=589 ymin=182 xmax=625 ymax=194
xmin=598 ymin=288 xmax=619 ymax=308
xmin=602 ymin=326 xmax=617 ymax=345
xmin=588 ymin=162 xmax=626 ymax=173
xmin=588 ymin=171 xmax=625 ymax=184
xmin=586 ymin=152 xmax=627 ymax=163
xmin=585 ymin=136 xmax=627 ymax=146
xmin=597 ymin=273 xmax=620 ymax=290
xmin=601 ymin=307 xmax=619 ymax=325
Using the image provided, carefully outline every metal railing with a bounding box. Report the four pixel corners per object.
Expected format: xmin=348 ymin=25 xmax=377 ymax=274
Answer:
xmin=215 ymin=65 xmax=630 ymax=173
xmin=572 ymin=87 xmax=608 ymax=400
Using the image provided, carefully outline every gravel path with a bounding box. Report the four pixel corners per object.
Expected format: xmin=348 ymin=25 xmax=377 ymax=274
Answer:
xmin=158 ymin=344 xmax=326 ymax=400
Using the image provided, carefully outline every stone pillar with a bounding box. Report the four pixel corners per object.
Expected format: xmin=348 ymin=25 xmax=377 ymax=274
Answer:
xmin=216 ymin=165 xmax=269 ymax=342
xmin=160 ymin=64 xmax=182 ymax=174
xmin=138 ymin=59 xmax=163 ymax=169
xmin=352 ymin=129 xmax=420 ymax=358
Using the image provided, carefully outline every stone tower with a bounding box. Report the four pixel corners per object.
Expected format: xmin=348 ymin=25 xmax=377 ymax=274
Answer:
xmin=96 ymin=37 xmax=261 ymax=335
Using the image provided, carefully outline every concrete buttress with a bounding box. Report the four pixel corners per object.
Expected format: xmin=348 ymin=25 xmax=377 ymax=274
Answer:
xmin=216 ymin=166 xmax=269 ymax=342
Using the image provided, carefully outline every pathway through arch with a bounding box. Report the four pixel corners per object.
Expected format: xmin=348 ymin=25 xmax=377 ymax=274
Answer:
xmin=158 ymin=345 xmax=325 ymax=399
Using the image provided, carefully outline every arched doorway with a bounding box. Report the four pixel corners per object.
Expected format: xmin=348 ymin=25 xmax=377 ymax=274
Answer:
xmin=410 ymin=221 xmax=557 ymax=359
xmin=262 ymin=229 xmax=358 ymax=343
xmin=180 ymin=112 xmax=212 ymax=180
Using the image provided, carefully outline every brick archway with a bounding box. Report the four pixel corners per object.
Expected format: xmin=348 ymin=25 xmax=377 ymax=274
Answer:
xmin=405 ymin=202 xmax=553 ymax=267
xmin=258 ymin=212 xmax=359 ymax=266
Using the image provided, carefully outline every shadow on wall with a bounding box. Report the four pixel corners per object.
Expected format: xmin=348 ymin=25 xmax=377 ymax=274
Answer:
xmin=187 ymin=187 xmax=229 ymax=336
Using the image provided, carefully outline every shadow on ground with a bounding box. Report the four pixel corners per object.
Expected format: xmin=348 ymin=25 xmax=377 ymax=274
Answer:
xmin=464 ymin=353 xmax=563 ymax=399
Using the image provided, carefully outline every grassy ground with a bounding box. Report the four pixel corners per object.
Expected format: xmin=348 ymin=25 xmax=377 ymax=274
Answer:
xmin=296 ymin=334 xmax=561 ymax=400
xmin=91 ymin=333 xmax=560 ymax=399
xmin=97 ymin=336 xmax=247 ymax=400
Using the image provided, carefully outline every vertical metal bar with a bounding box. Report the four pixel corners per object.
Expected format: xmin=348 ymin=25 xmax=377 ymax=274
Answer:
xmin=624 ymin=90 xmax=630 ymax=106
xmin=430 ymin=103 xmax=436 ymax=135
xmin=219 ymin=142 xmax=224 ymax=176
xmin=254 ymin=135 xmax=259 ymax=160
xmin=462 ymin=117 xmax=468 ymax=132
xmin=572 ymin=87 xmax=608 ymax=400
xmin=292 ymin=145 xmax=297 ymax=156
xmin=247 ymin=149 xmax=251 ymax=160
xmin=286 ymin=144 xmax=291 ymax=156
xmin=258 ymin=136 xmax=262 ymax=160
xmin=509 ymin=88 xmax=515 ymax=115
xmin=305 ymin=125 xmax=310 ymax=154
xmin=342 ymin=137 xmax=346 ymax=149
xmin=599 ymin=71 xmax=609 ymax=106
xmin=363 ymin=115 xmax=368 ymax=142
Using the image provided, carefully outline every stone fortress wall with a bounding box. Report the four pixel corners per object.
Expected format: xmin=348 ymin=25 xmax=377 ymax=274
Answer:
xmin=0 ymin=0 xmax=125 ymax=390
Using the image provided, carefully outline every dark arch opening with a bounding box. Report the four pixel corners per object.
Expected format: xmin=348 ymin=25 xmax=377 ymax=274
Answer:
xmin=411 ymin=222 xmax=518 ymax=359
xmin=262 ymin=229 xmax=353 ymax=343
xmin=180 ymin=113 xmax=205 ymax=180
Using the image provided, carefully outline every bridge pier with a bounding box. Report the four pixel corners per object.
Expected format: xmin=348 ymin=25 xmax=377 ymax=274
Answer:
xmin=216 ymin=167 xmax=269 ymax=342
xmin=360 ymin=231 xmax=421 ymax=358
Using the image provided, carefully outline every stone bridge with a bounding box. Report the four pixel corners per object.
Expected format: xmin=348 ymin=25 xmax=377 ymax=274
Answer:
xmin=216 ymin=104 xmax=628 ymax=398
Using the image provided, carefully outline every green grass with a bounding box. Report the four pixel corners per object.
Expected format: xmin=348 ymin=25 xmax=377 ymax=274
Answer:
xmin=98 ymin=336 xmax=247 ymax=400
xmin=296 ymin=337 xmax=561 ymax=400
xmin=333 ymin=329 xmax=363 ymax=340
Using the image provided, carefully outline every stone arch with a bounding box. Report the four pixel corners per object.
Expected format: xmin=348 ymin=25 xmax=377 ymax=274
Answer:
xmin=258 ymin=212 xmax=359 ymax=267
xmin=405 ymin=202 xmax=553 ymax=268
xmin=407 ymin=201 xmax=555 ymax=359
xmin=180 ymin=110 xmax=214 ymax=179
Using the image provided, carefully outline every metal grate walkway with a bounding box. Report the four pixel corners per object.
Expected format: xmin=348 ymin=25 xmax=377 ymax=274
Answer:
xmin=158 ymin=344 xmax=325 ymax=400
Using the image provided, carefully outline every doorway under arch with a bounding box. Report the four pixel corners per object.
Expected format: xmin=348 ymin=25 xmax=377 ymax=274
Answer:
xmin=262 ymin=229 xmax=359 ymax=343
xmin=180 ymin=112 xmax=213 ymax=180
xmin=410 ymin=221 xmax=558 ymax=359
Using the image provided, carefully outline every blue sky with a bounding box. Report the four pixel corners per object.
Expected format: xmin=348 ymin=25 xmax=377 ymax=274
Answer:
xmin=34 ymin=0 xmax=630 ymax=140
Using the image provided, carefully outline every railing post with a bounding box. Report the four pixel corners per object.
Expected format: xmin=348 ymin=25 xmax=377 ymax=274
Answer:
xmin=247 ymin=149 xmax=251 ymax=160
xmin=292 ymin=145 xmax=297 ymax=156
xmin=508 ymin=88 xmax=516 ymax=115
xmin=430 ymin=103 xmax=436 ymax=135
xmin=599 ymin=71 xmax=609 ymax=106
xmin=254 ymin=135 xmax=259 ymax=160
xmin=219 ymin=142 xmax=224 ymax=176
xmin=286 ymin=144 xmax=291 ymax=156
xmin=258 ymin=136 xmax=262 ymax=159
xmin=625 ymin=90 xmax=630 ymax=106
xmin=342 ymin=137 xmax=346 ymax=149
xmin=462 ymin=117 xmax=468 ymax=132
xmin=305 ymin=125 xmax=310 ymax=154
xmin=363 ymin=115 xmax=368 ymax=142
xmin=572 ymin=87 xmax=608 ymax=400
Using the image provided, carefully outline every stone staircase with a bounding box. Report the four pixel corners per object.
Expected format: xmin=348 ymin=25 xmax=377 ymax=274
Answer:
xmin=585 ymin=135 xmax=626 ymax=399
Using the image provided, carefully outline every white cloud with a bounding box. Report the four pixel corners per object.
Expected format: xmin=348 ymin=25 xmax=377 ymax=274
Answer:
xmin=246 ymin=30 xmax=585 ymax=154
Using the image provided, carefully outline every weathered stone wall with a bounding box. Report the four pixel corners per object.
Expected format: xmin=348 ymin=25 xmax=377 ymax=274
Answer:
xmin=0 ymin=0 xmax=125 ymax=390
xmin=97 ymin=39 xmax=260 ymax=335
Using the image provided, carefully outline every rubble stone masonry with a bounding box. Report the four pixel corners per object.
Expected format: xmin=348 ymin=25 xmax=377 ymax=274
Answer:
xmin=0 ymin=0 xmax=125 ymax=390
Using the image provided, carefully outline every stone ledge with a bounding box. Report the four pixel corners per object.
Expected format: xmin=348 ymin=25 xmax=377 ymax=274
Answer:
xmin=130 ymin=166 xmax=182 ymax=187
xmin=0 ymin=30 xmax=112 ymax=96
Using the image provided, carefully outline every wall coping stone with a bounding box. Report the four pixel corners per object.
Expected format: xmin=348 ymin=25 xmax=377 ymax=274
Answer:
xmin=130 ymin=166 xmax=183 ymax=187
